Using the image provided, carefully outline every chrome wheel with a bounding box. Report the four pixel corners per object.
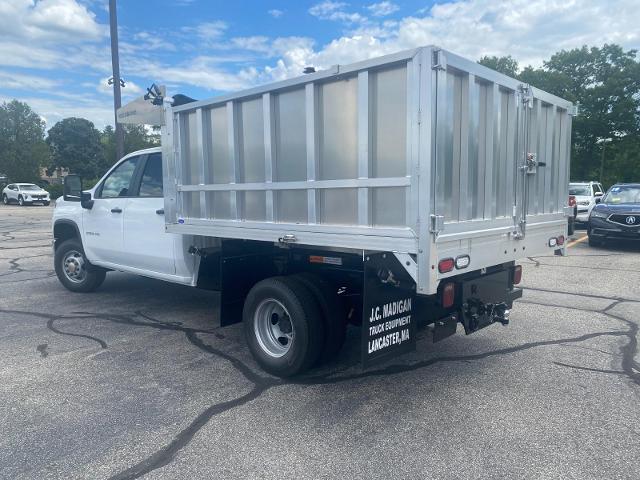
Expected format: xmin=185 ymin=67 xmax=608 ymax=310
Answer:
xmin=18 ymin=196 xmax=24 ymax=206
xmin=253 ymin=298 xmax=295 ymax=358
xmin=62 ymin=250 xmax=87 ymax=284
xmin=2 ymin=195 xmax=7 ymax=205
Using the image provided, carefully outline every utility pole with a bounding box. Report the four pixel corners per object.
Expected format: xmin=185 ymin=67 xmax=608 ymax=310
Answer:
xmin=109 ymin=0 xmax=124 ymax=162
xmin=597 ymin=137 xmax=612 ymax=184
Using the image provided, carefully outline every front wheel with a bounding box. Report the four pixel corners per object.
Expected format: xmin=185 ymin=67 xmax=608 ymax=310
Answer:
xmin=18 ymin=195 xmax=24 ymax=206
xmin=588 ymin=233 xmax=603 ymax=248
xmin=243 ymin=276 xmax=324 ymax=377
xmin=54 ymin=239 xmax=106 ymax=292
xmin=43 ymin=201 xmax=50 ymax=206
xmin=2 ymin=194 xmax=8 ymax=205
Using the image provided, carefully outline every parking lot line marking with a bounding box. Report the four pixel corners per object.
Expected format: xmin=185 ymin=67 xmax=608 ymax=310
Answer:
xmin=567 ymin=235 xmax=588 ymax=248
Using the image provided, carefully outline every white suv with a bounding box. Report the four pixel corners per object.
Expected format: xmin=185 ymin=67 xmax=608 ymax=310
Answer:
xmin=2 ymin=183 xmax=51 ymax=206
xmin=569 ymin=181 xmax=604 ymax=223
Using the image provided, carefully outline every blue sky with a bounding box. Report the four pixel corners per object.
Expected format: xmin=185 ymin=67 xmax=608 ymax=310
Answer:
xmin=0 ymin=0 xmax=638 ymax=130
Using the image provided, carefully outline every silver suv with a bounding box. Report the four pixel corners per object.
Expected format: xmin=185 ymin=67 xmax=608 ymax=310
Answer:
xmin=569 ymin=181 xmax=604 ymax=223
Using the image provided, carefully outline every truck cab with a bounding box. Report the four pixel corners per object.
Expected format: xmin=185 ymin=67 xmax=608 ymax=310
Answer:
xmin=53 ymin=147 xmax=196 ymax=289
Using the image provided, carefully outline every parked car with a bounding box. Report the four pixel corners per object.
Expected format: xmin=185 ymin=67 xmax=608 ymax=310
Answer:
xmin=569 ymin=181 xmax=604 ymax=223
xmin=588 ymin=183 xmax=640 ymax=247
xmin=568 ymin=195 xmax=577 ymax=235
xmin=2 ymin=183 xmax=51 ymax=206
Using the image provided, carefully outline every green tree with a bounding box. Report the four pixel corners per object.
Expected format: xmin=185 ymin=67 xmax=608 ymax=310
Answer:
xmin=101 ymin=124 xmax=161 ymax=166
xmin=481 ymin=45 xmax=640 ymax=185
xmin=478 ymin=55 xmax=519 ymax=77
xmin=0 ymin=100 xmax=48 ymax=182
xmin=46 ymin=117 xmax=105 ymax=178
xmin=522 ymin=45 xmax=640 ymax=184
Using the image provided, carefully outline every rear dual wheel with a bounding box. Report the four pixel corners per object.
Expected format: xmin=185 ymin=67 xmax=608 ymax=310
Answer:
xmin=244 ymin=276 xmax=324 ymax=377
xmin=243 ymin=273 xmax=347 ymax=377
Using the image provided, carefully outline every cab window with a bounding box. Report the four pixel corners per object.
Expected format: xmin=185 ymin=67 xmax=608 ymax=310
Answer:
xmin=138 ymin=153 xmax=163 ymax=197
xmin=99 ymin=157 xmax=139 ymax=198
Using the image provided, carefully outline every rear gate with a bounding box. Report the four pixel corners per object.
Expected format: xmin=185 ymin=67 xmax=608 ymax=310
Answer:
xmin=429 ymin=49 xmax=574 ymax=283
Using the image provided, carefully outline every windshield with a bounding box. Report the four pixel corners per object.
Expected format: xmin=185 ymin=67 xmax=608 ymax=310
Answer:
xmin=19 ymin=185 xmax=40 ymax=191
xmin=569 ymin=185 xmax=591 ymax=196
xmin=603 ymin=186 xmax=640 ymax=204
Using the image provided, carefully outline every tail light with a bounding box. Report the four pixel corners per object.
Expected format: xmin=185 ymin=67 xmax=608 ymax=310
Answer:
xmin=455 ymin=255 xmax=470 ymax=269
xmin=557 ymin=235 xmax=565 ymax=246
xmin=513 ymin=265 xmax=522 ymax=285
xmin=438 ymin=258 xmax=455 ymax=273
xmin=568 ymin=195 xmax=576 ymax=207
xmin=442 ymin=283 xmax=455 ymax=308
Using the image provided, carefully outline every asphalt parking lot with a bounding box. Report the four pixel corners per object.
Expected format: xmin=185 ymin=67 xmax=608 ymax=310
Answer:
xmin=1 ymin=205 xmax=639 ymax=480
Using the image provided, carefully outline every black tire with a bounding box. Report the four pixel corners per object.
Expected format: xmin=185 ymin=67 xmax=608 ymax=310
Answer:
xmin=18 ymin=195 xmax=24 ymax=206
xmin=43 ymin=201 xmax=50 ymax=206
xmin=54 ymin=239 xmax=106 ymax=293
xmin=2 ymin=194 xmax=8 ymax=205
xmin=243 ymin=276 xmax=324 ymax=377
xmin=588 ymin=234 xmax=603 ymax=248
xmin=292 ymin=272 xmax=347 ymax=364
xmin=568 ymin=217 xmax=575 ymax=236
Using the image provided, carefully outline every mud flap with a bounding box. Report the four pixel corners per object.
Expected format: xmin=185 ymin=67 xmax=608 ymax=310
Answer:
xmin=361 ymin=253 xmax=417 ymax=367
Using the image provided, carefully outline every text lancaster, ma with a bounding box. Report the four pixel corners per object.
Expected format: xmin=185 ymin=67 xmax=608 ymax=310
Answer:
xmin=367 ymin=298 xmax=412 ymax=354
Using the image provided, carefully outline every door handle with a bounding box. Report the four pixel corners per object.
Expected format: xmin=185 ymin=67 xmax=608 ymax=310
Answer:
xmin=156 ymin=208 xmax=164 ymax=215
xmin=111 ymin=207 xmax=122 ymax=213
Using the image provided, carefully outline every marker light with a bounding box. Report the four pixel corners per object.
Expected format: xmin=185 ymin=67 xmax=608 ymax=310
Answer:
xmin=442 ymin=283 xmax=455 ymax=308
xmin=455 ymin=255 xmax=470 ymax=269
xmin=513 ymin=265 xmax=522 ymax=285
xmin=548 ymin=237 xmax=557 ymax=247
xmin=556 ymin=235 xmax=565 ymax=246
xmin=438 ymin=258 xmax=455 ymax=273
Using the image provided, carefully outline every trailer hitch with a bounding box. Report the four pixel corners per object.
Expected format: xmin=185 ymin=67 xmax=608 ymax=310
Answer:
xmin=462 ymin=300 xmax=510 ymax=333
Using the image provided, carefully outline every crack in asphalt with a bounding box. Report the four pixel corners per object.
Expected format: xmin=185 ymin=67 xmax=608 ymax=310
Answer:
xmin=2 ymin=288 xmax=638 ymax=480
xmin=553 ymin=362 xmax=626 ymax=376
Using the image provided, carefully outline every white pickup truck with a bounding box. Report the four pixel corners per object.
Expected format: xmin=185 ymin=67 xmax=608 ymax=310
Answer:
xmin=53 ymin=46 xmax=574 ymax=376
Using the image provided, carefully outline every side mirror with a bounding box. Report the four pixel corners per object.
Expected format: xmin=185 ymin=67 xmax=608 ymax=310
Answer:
xmin=595 ymin=192 xmax=603 ymax=197
xmin=64 ymin=175 xmax=94 ymax=209
xmin=63 ymin=175 xmax=82 ymax=201
xmin=81 ymin=192 xmax=94 ymax=210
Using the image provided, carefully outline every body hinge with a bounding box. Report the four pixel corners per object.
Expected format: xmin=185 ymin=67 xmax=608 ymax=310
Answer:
xmin=430 ymin=214 xmax=445 ymax=236
xmin=431 ymin=49 xmax=446 ymax=70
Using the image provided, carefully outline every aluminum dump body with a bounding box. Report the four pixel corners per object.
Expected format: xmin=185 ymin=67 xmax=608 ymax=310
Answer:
xmin=162 ymin=46 xmax=574 ymax=294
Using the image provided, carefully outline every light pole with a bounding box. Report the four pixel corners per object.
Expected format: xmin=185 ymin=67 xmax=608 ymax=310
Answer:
xmin=597 ymin=137 xmax=612 ymax=184
xmin=109 ymin=0 xmax=124 ymax=162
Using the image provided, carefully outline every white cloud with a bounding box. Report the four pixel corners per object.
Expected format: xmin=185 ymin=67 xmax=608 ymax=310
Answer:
xmin=366 ymin=2 xmax=399 ymax=17
xmin=309 ymin=1 xmax=366 ymax=24
xmin=182 ymin=21 xmax=228 ymax=41
xmin=268 ymin=9 xmax=284 ymax=18
xmin=274 ymin=0 xmax=640 ymax=78
xmin=3 ymin=0 xmax=640 ymax=131
xmin=0 ymin=0 xmax=105 ymax=43
xmin=97 ymin=77 xmax=142 ymax=97
xmin=0 ymin=71 xmax=60 ymax=90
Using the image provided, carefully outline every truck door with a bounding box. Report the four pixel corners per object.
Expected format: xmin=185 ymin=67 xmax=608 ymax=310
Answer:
xmin=83 ymin=156 xmax=140 ymax=266
xmin=122 ymin=152 xmax=176 ymax=275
